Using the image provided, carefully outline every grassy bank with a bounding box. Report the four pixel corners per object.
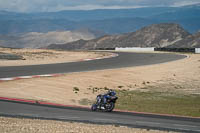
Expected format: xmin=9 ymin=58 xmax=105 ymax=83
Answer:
xmin=0 ymin=53 xmax=24 ymax=60
xmin=115 ymin=90 xmax=200 ymax=117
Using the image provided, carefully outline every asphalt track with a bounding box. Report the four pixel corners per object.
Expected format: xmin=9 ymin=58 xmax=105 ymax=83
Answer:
xmin=0 ymin=52 xmax=186 ymax=78
xmin=0 ymin=100 xmax=200 ymax=132
xmin=1 ymin=52 xmax=200 ymax=132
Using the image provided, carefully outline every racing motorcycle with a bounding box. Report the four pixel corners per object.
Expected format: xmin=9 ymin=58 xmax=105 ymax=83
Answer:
xmin=91 ymin=92 xmax=118 ymax=112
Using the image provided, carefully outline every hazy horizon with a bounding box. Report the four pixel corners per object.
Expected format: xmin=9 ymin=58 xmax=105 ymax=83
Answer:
xmin=0 ymin=0 xmax=200 ymax=13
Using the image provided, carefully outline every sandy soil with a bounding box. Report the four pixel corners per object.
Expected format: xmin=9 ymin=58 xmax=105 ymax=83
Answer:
xmin=0 ymin=117 xmax=176 ymax=133
xmin=0 ymin=48 xmax=110 ymax=66
xmin=0 ymin=51 xmax=200 ymax=107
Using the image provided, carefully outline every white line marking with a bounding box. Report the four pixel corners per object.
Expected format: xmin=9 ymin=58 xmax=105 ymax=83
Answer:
xmin=0 ymin=78 xmax=14 ymax=81
xmin=38 ymin=74 xmax=52 ymax=77
xmin=19 ymin=76 xmax=32 ymax=79
xmin=94 ymin=118 xmax=116 ymax=122
xmin=58 ymin=116 xmax=80 ymax=119
xmin=173 ymin=124 xmax=199 ymax=128
xmin=84 ymin=59 xmax=93 ymax=61
xmin=95 ymin=58 xmax=102 ymax=60
xmin=136 ymin=121 xmax=161 ymax=125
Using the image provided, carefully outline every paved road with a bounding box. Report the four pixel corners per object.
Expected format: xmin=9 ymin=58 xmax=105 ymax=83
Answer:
xmin=0 ymin=101 xmax=200 ymax=132
xmin=0 ymin=52 xmax=186 ymax=78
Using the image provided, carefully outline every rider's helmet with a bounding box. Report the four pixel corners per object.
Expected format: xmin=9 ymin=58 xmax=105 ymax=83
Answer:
xmin=108 ymin=90 xmax=116 ymax=96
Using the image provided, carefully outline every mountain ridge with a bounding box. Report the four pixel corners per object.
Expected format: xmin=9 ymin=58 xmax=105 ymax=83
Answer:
xmin=0 ymin=30 xmax=95 ymax=48
xmin=47 ymin=23 xmax=194 ymax=50
xmin=168 ymin=31 xmax=200 ymax=48
xmin=0 ymin=5 xmax=200 ymax=34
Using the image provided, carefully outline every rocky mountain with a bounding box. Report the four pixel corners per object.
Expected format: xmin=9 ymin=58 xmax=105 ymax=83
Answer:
xmin=46 ymin=23 xmax=190 ymax=50
xmin=0 ymin=30 xmax=95 ymax=48
xmin=168 ymin=31 xmax=200 ymax=48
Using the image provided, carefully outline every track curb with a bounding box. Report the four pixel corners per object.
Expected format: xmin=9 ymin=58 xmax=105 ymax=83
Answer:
xmin=0 ymin=53 xmax=118 ymax=82
xmin=0 ymin=97 xmax=89 ymax=110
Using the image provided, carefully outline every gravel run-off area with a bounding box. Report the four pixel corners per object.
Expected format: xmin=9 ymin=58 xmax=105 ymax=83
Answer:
xmin=0 ymin=117 xmax=177 ymax=133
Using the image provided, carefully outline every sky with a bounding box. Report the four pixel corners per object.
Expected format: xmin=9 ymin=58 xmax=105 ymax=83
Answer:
xmin=0 ymin=0 xmax=200 ymax=12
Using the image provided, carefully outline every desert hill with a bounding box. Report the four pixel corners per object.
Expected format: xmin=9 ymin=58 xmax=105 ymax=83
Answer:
xmin=47 ymin=23 xmax=191 ymax=50
xmin=168 ymin=31 xmax=200 ymax=48
xmin=0 ymin=30 xmax=95 ymax=48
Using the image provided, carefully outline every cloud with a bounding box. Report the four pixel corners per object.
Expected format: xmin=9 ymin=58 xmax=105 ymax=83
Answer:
xmin=0 ymin=0 xmax=200 ymax=12
xmin=51 ymin=5 xmax=147 ymax=11
xmin=0 ymin=0 xmax=149 ymax=12
xmin=171 ymin=1 xmax=200 ymax=7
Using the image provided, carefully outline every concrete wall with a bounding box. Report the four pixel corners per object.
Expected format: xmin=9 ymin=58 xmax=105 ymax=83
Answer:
xmin=115 ymin=47 xmax=155 ymax=52
xmin=195 ymin=48 xmax=200 ymax=54
xmin=115 ymin=47 xmax=200 ymax=53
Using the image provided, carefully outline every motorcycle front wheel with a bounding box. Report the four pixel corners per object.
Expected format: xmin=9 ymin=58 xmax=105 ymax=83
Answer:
xmin=105 ymin=102 xmax=115 ymax=112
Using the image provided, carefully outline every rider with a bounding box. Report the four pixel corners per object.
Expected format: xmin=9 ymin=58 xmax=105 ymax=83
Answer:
xmin=102 ymin=90 xmax=116 ymax=106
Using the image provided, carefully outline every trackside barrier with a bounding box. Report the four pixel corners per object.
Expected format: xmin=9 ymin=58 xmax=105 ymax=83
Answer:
xmin=95 ymin=48 xmax=115 ymax=50
xmin=95 ymin=47 xmax=200 ymax=54
xmin=155 ymin=48 xmax=195 ymax=53
xmin=195 ymin=48 xmax=200 ymax=54
xmin=115 ymin=47 xmax=155 ymax=52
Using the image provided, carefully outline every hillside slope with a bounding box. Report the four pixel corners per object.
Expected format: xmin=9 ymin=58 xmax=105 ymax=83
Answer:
xmin=0 ymin=30 xmax=95 ymax=48
xmin=47 ymin=23 xmax=190 ymax=50
xmin=168 ymin=31 xmax=200 ymax=48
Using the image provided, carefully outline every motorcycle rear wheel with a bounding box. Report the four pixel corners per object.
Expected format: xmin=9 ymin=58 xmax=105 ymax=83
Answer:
xmin=91 ymin=104 xmax=97 ymax=111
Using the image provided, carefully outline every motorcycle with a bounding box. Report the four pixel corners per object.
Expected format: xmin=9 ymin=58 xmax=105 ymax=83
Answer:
xmin=91 ymin=94 xmax=118 ymax=112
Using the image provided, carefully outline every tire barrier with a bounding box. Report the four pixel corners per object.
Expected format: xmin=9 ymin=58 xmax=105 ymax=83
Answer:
xmin=154 ymin=48 xmax=195 ymax=53
xmin=94 ymin=48 xmax=116 ymax=50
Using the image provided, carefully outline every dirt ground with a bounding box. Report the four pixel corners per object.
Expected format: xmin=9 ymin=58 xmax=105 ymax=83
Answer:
xmin=0 ymin=50 xmax=200 ymax=106
xmin=0 ymin=117 xmax=176 ymax=133
xmin=0 ymin=48 xmax=110 ymax=66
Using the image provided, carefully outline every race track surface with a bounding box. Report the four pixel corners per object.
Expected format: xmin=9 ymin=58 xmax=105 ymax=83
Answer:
xmin=0 ymin=52 xmax=186 ymax=78
xmin=0 ymin=101 xmax=200 ymax=133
